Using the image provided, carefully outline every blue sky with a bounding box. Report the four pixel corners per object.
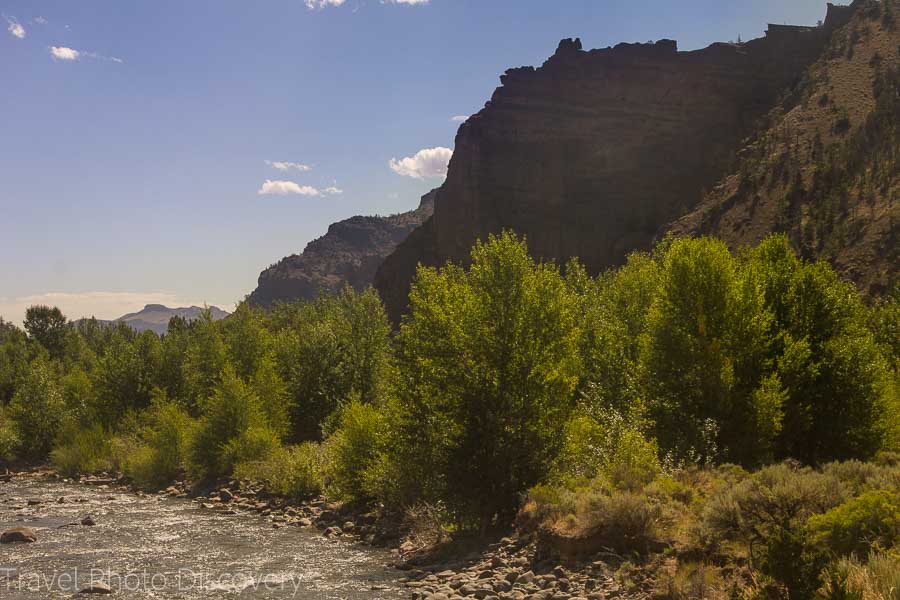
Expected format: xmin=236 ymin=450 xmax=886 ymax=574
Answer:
xmin=1 ymin=0 xmax=833 ymax=323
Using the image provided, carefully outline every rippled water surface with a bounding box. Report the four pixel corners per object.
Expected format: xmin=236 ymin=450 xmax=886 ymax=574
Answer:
xmin=0 ymin=477 xmax=405 ymax=598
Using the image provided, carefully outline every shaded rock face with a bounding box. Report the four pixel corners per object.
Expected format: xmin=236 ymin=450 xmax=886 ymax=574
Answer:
xmin=376 ymin=3 xmax=858 ymax=323
xmin=248 ymin=191 xmax=436 ymax=307
xmin=671 ymin=0 xmax=899 ymax=294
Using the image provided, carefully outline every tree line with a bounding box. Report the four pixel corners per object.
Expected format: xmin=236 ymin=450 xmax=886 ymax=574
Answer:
xmin=0 ymin=232 xmax=896 ymax=533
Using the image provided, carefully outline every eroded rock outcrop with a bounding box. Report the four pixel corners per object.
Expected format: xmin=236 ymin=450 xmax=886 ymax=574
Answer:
xmin=249 ymin=190 xmax=436 ymax=307
xmin=376 ymin=3 xmax=859 ymax=322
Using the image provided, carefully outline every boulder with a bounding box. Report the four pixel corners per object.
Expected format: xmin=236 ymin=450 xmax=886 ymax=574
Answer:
xmin=77 ymin=582 xmax=112 ymax=594
xmin=1 ymin=526 xmax=37 ymax=544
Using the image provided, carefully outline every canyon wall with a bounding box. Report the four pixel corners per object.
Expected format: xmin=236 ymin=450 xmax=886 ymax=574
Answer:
xmin=376 ymin=3 xmax=858 ymax=322
xmin=248 ymin=190 xmax=435 ymax=307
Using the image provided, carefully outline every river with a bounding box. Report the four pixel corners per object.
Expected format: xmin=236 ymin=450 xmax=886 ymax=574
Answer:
xmin=0 ymin=476 xmax=406 ymax=598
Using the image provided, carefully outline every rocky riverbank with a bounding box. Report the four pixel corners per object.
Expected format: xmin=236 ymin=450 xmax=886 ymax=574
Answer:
xmin=2 ymin=468 xmax=643 ymax=600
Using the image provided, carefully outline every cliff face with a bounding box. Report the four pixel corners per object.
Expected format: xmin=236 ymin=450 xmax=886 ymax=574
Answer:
xmin=376 ymin=3 xmax=859 ymax=322
xmin=248 ymin=190 xmax=435 ymax=307
xmin=671 ymin=1 xmax=899 ymax=293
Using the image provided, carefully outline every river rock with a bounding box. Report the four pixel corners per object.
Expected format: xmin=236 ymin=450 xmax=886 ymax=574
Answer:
xmin=77 ymin=582 xmax=112 ymax=594
xmin=218 ymin=488 xmax=234 ymax=502
xmin=81 ymin=516 xmax=96 ymax=526
xmin=1 ymin=526 xmax=37 ymax=543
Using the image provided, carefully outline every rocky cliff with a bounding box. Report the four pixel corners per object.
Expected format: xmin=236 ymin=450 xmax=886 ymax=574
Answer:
xmin=671 ymin=0 xmax=898 ymax=293
xmin=376 ymin=3 xmax=862 ymax=322
xmin=248 ymin=190 xmax=436 ymax=307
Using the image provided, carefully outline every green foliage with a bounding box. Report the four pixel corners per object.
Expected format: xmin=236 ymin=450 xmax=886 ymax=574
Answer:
xmin=51 ymin=423 xmax=113 ymax=477
xmin=644 ymin=237 xmax=776 ymax=466
xmin=704 ymin=463 xmax=848 ymax=598
xmin=272 ymin=287 xmax=392 ymax=442
xmin=749 ymin=236 xmax=890 ymax=463
xmin=395 ymin=231 xmax=582 ymax=528
xmin=189 ymin=366 xmax=271 ymax=478
xmin=323 ymin=399 xmax=387 ymax=502
xmin=8 ymin=357 xmax=66 ymax=460
xmin=23 ymin=305 xmax=68 ymax=359
xmin=0 ymin=325 xmax=30 ymax=404
xmin=236 ymin=442 xmax=324 ymax=500
xmin=92 ymin=331 xmax=161 ymax=427
xmin=123 ymin=390 xmax=194 ymax=489
xmin=222 ymin=303 xmax=270 ymax=381
xmin=250 ymin=356 xmax=291 ymax=440
xmin=555 ymin=396 xmax=660 ymax=489
xmin=807 ymin=490 xmax=900 ymax=558
xmin=0 ymin=406 xmax=21 ymax=463
xmin=183 ymin=310 xmax=228 ymax=411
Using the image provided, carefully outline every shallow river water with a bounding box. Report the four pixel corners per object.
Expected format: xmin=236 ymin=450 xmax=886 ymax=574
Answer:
xmin=0 ymin=477 xmax=405 ymax=598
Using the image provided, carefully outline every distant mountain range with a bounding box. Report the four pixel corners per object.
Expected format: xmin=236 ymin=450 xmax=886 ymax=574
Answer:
xmin=85 ymin=304 xmax=230 ymax=335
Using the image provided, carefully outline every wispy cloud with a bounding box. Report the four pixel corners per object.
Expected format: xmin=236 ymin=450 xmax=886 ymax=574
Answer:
xmin=33 ymin=16 xmax=47 ymax=25
xmin=305 ymin=0 xmax=346 ymax=9
xmin=6 ymin=17 xmax=25 ymax=39
xmin=49 ymin=46 xmax=124 ymax=63
xmin=389 ymin=146 xmax=452 ymax=179
xmin=265 ymin=160 xmax=312 ymax=172
xmin=323 ymin=186 xmax=343 ymax=195
xmin=450 ymin=115 xmax=468 ymax=123
xmin=0 ymin=291 xmax=221 ymax=327
xmin=385 ymin=0 xmax=431 ymax=4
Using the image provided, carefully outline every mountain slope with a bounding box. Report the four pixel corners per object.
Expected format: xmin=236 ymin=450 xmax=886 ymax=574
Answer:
xmin=247 ymin=190 xmax=436 ymax=307
xmin=670 ymin=0 xmax=898 ymax=293
xmin=375 ymin=3 xmax=860 ymax=322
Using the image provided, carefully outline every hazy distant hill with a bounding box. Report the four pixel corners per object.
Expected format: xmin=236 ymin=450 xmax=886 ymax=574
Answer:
xmin=87 ymin=304 xmax=230 ymax=335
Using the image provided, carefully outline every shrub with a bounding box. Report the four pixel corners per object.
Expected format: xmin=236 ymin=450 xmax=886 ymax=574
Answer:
xmin=123 ymin=393 xmax=194 ymax=489
xmin=807 ymin=490 xmax=900 ymax=558
xmin=323 ymin=399 xmax=387 ymax=503
xmin=703 ymin=463 xmax=848 ymax=599
xmin=220 ymin=426 xmax=280 ymax=474
xmin=0 ymin=407 xmax=20 ymax=463
xmin=236 ymin=442 xmax=324 ymax=500
xmin=555 ymin=402 xmax=660 ymax=490
xmin=51 ymin=423 xmax=113 ymax=477
xmin=659 ymin=562 xmax=728 ymax=600
xmin=189 ymin=366 xmax=270 ymax=478
xmin=820 ymin=554 xmax=900 ymax=600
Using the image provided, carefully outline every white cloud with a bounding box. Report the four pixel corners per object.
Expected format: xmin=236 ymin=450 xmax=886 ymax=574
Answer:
xmin=6 ymin=18 xmax=25 ymax=39
xmin=265 ymin=160 xmax=312 ymax=172
xmin=305 ymin=0 xmax=346 ymax=9
xmin=50 ymin=46 xmax=80 ymax=61
xmin=49 ymin=46 xmax=124 ymax=64
xmin=450 ymin=115 xmax=468 ymax=123
xmin=323 ymin=186 xmax=343 ymax=195
xmin=385 ymin=0 xmax=430 ymax=4
xmin=33 ymin=16 xmax=47 ymax=25
xmin=0 ymin=292 xmax=220 ymax=327
xmin=258 ymin=180 xmax=321 ymax=196
xmin=389 ymin=146 xmax=452 ymax=179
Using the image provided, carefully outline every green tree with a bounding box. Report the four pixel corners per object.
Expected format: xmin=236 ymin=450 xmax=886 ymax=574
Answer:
xmin=748 ymin=236 xmax=890 ymax=463
xmin=222 ymin=303 xmax=270 ymax=382
xmin=23 ymin=305 xmax=68 ymax=359
xmin=92 ymin=331 xmax=161 ymax=426
xmin=273 ymin=287 xmax=391 ymax=442
xmin=643 ymin=237 xmax=775 ymax=466
xmin=8 ymin=357 xmax=66 ymax=460
xmin=395 ymin=231 xmax=583 ymax=529
xmin=183 ymin=310 xmax=227 ymax=412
